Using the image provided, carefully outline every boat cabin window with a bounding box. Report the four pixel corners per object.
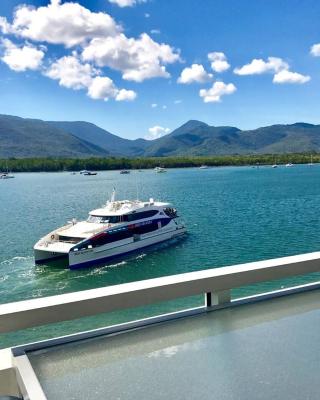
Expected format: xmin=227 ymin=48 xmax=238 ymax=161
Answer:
xmin=163 ymin=208 xmax=178 ymax=218
xmin=124 ymin=209 xmax=159 ymax=222
xmin=87 ymin=215 xmax=121 ymax=224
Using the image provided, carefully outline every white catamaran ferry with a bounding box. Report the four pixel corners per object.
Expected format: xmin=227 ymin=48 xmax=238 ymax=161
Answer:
xmin=34 ymin=190 xmax=186 ymax=269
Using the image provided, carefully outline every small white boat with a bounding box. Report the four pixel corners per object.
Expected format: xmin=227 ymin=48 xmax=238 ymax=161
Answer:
xmin=199 ymin=165 xmax=209 ymax=169
xmin=0 ymin=172 xmax=14 ymax=179
xmin=83 ymin=171 xmax=97 ymax=176
xmin=79 ymin=170 xmax=89 ymax=174
xmin=0 ymin=161 xmax=14 ymax=179
xmin=285 ymin=163 xmax=293 ymax=167
xmin=154 ymin=167 xmax=166 ymax=173
xmin=272 ymin=164 xmax=278 ymax=168
xmin=34 ymin=189 xmax=186 ymax=269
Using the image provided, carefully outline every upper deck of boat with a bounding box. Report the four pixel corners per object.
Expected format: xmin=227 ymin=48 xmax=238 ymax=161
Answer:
xmin=90 ymin=199 xmax=170 ymax=217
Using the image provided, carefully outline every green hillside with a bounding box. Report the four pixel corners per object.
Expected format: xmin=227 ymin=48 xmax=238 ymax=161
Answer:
xmin=1 ymin=114 xmax=320 ymax=158
xmin=0 ymin=115 xmax=108 ymax=158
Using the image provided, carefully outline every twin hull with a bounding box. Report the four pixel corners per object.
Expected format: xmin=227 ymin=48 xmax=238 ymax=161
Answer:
xmin=35 ymin=224 xmax=186 ymax=269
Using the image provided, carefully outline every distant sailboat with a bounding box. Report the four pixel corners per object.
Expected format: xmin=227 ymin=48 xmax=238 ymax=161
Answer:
xmin=308 ymin=155 xmax=314 ymax=166
xmin=0 ymin=161 xmax=14 ymax=179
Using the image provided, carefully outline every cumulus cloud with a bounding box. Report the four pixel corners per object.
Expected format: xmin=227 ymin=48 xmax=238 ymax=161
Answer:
xmin=273 ymin=70 xmax=310 ymax=84
xmin=44 ymin=54 xmax=96 ymax=89
xmin=208 ymin=52 xmax=230 ymax=72
xmin=151 ymin=103 xmax=157 ymax=108
xmin=109 ymin=0 xmax=146 ymax=7
xmin=87 ymin=76 xmax=118 ymax=100
xmin=199 ymin=81 xmax=236 ymax=103
xmin=145 ymin=125 xmax=170 ymax=140
xmin=0 ymin=0 xmax=180 ymax=85
xmin=234 ymin=57 xmax=288 ymax=75
xmin=177 ymin=64 xmax=212 ymax=84
xmin=87 ymin=76 xmax=136 ymax=101
xmin=234 ymin=56 xmax=310 ymax=85
xmin=44 ymin=54 xmax=137 ymax=101
xmin=310 ymin=43 xmax=320 ymax=57
xmin=0 ymin=0 xmax=120 ymax=48
xmin=115 ymin=88 xmax=137 ymax=101
xmin=82 ymin=33 xmax=180 ymax=82
xmin=1 ymin=38 xmax=45 ymax=71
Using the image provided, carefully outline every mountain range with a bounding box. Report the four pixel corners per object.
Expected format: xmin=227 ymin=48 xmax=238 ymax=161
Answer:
xmin=1 ymin=114 xmax=320 ymax=158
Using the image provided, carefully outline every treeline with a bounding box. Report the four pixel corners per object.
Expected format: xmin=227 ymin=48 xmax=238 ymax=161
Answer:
xmin=0 ymin=154 xmax=318 ymax=172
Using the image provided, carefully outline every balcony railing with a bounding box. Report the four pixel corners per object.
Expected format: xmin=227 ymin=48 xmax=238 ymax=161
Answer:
xmin=1 ymin=251 xmax=320 ymax=399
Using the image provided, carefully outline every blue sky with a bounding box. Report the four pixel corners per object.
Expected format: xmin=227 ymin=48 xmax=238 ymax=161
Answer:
xmin=0 ymin=0 xmax=320 ymax=139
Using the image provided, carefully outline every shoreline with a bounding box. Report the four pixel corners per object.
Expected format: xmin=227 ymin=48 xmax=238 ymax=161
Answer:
xmin=0 ymin=154 xmax=318 ymax=173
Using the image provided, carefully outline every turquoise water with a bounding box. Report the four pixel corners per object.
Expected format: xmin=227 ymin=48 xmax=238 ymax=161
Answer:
xmin=1 ymin=166 xmax=320 ymax=347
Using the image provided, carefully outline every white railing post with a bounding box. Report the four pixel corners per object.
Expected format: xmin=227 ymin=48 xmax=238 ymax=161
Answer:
xmin=205 ymin=290 xmax=231 ymax=307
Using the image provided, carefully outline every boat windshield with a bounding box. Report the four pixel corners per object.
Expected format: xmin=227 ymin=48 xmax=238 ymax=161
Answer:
xmin=87 ymin=215 xmax=121 ymax=224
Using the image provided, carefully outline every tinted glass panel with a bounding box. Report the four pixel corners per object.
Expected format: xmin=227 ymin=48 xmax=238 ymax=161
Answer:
xmin=125 ymin=210 xmax=159 ymax=222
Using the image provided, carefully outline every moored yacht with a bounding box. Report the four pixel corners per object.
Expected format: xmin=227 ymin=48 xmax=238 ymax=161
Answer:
xmin=154 ymin=167 xmax=166 ymax=173
xmin=0 ymin=172 xmax=14 ymax=179
xmin=34 ymin=190 xmax=186 ymax=269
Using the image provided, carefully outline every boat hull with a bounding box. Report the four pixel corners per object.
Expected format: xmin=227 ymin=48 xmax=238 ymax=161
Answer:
xmin=69 ymin=226 xmax=186 ymax=269
xmin=34 ymin=248 xmax=68 ymax=265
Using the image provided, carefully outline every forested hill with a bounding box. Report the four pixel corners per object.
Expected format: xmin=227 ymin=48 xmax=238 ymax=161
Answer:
xmin=1 ymin=114 xmax=320 ymax=158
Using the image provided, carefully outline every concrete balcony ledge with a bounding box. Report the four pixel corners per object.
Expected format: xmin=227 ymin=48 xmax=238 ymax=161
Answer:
xmin=0 ymin=349 xmax=20 ymax=398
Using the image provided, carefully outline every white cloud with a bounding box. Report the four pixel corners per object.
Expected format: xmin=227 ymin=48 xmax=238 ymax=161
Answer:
xmin=1 ymin=39 xmax=45 ymax=72
xmin=199 ymin=81 xmax=236 ymax=103
xmin=44 ymin=54 xmax=137 ymax=101
xmin=208 ymin=52 xmax=230 ymax=73
xmin=82 ymin=33 xmax=180 ymax=82
xmin=109 ymin=0 xmax=146 ymax=7
xmin=273 ymin=70 xmax=310 ymax=84
xmin=150 ymin=29 xmax=161 ymax=34
xmin=151 ymin=103 xmax=157 ymax=108
xmin=162 ymin=105 xmax=167 ymax=109
xmin=0 ymin=16 xmax=11 ymax=34
xmin=0 ymin=0 xmax=120 ymax=48
xmin=234 ymin=55 xmax=310 ymax=85
xmin=310 ymin=43 xmax=320 ymax=57
xmin=115 ymin=88 xmax=137 ymax=101
xmin=174 ymin=99 xmax=182 ymax=104
xmin=87 ymin=76 xmax=136 ymax=101
xmin=145 ymin=13 xmax=150 ymax=18
xmin=145 ymin=125 xmax=170 ymax=140
xmin=177 ymin=64 xmax=212 ymax=84
xmin=234 ymin=57 xmax=288 ymax=75
xmin=44 ymin=54 xmax=96 ymax=89
xmin=87 ymin=76 xmax=118 ymax=100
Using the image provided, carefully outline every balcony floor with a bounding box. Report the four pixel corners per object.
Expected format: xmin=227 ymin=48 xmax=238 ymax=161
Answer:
xmin=29 ymin=289 xmax=320 ymax=400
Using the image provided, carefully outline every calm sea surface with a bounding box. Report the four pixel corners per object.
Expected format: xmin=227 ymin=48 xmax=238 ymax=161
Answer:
xmin=1 ymin=166 xmax=320 ymax=347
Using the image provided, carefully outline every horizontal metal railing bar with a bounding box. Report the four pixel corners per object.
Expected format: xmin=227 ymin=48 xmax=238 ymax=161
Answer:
xmin=1 ymin=251 xmax=320 ymax=333
xmin=11 ymin=280 xmax=320 ymax=358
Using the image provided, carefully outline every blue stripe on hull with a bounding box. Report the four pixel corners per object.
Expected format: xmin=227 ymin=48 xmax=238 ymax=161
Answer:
xmin=69 ymin=232 xmax=185 ymax=270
